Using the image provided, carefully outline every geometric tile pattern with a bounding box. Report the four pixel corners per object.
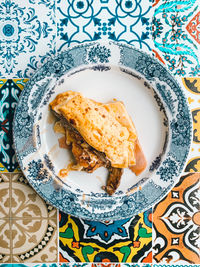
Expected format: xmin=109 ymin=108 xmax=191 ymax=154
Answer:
xmin=0 ymin=263 xmax=199 ymax=267
xmin=0 ymin=0 xmax=154 ymax=78
xmin=152 ymin=0 xmax=200 ymax=76
xmin=0 ymin=79 xmax=29 ymax=172
xmin=0 ymin=0 xmax=200 ymax=266
xmin=59 ymin=209 xmax=152 ymax=263
xmin=153 ymin=173 xmax=200 ymax=264
xmin=0 ymin=264 xmax=153 ymax=267
xmin=181 ymin=78 xmax=200 ymax=172
xmin=0 ymin=0 xmax=56 ymax=78
xmin=56 ymin=0 xmax=154 ymax=53
xmin=0 ymin=173 xmax=58 ymax=263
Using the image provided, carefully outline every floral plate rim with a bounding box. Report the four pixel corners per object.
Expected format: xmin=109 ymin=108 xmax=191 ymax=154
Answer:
xmin=13 ymin=41 xmax=192 ymax=220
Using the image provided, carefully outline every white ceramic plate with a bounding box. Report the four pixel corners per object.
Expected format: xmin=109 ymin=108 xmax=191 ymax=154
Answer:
xmin=13 ymin=41 xmax=192 ymax=220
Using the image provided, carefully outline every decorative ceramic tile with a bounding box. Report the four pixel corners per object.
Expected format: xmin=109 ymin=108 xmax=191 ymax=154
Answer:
xmin=152 ymin=0 xmax=200 ymax=76
xmin=0 ymin=265 xmax=60 ymax=267
xmin=0 ymin=173 xmax=58 ymax=263
xmin=180 ymin=78 xmax=200 ymax=172
xmin=153 ymin=173 xmax=200 ymax=264
xmin=152 ymin=265 xmax=200 ymax=267
xmin=0 ymin=219 xmax=11 ymax=263
xmin=0 ymin=79 xmax=29 ymax=172
xmin=0 ymin=173 xmax=10 ymax=219
xmin=0 ymin=264 xmax=151 ymax=267
xmin=12 ymin=218 xmax=57 ymax=263
xmin=0 ymin=0 xmax=56 ymax=78
xmin=10 ymin=173 xmax=57 ymax=219
xmin=59 ymin=209 xmax=152 ymax=263
xmin=56 ymin=0 xmax=153 ymax=52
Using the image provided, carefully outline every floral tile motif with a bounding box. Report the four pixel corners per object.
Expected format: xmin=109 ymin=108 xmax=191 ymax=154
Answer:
xmin=0 ymin=79 xmax=29 ymax=172
xmin=0 ymin=173 xmax=58 ymax=263
xmin=10 ymin=173 xmax=57 ymax=219
xmin=0 ymin=0 xmax=56 ymax=78
xmin=186 ymin=11 xmax=200 ymax=45
xmin=153 ymin=173 xmax=200 ymax=264
xmin=59 ymin=209 xmax=152 ymax=263
xmin=56 ymin=0 xmax=153 ymax=52
xmin=12 ymin=218 xmax=57 ymax=263
xmin=180 ymin=78 xmax=200 ymax=172
xmin=152 ymin=0 xmax=200 ymax=76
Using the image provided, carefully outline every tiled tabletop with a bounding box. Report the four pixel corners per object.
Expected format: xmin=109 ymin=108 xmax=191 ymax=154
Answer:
xmin=0 ymin=0 xmax=200 ymax=266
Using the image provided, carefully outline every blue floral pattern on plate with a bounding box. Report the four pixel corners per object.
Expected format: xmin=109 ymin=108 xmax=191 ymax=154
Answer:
xmin=13 ymin=41 xmax=192 ymax=221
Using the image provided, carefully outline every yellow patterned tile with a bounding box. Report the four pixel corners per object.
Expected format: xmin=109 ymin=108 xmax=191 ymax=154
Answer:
xmin=182 ymin=78 xmax=200 ymax=95
xmin=0 ymin=79 xmax=7 ymax=89
xmin=13 ymin=79 xmax=29 ymax=90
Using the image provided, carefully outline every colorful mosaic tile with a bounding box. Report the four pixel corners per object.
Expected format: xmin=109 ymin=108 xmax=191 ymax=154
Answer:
xmin=0 ymin=79 xmax=28 ymax=172
xmin=180 ymin=78 xmax=200 ymax=172
xmin=152 ymin=265 xmax=200 ymax=267
xmin=0 ymin=173 xmax=58 ymax=263
xmin=56 ymin=0 xmax=153 ymax=52
xmin=153 ymin=173 xmax=200 ymax=264
xmin=152 ymin=0 xmax=200 ymax=76
xmin=59 ymin=209 xmax=152 ymax=263
xmin=0 ymin=264 xmax=153 ymax=267
xmin=0 ymin=0 xmax=56 ymax=78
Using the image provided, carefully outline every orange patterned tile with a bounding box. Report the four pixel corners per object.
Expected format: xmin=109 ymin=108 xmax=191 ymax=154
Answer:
xmin=153 ymin=173 xmax=200 ymax=264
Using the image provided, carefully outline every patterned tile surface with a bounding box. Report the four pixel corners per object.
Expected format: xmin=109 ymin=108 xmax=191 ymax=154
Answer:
xmin=0 ymin=264 xmax=200 ymax=267
xmin=0 ymin=0 xmax=56 ymax=78
xmin=152 ymin=0 xmax=200 ymax=76
xmin=0 ymin=79 xmax=29 ymax=172
xmin=0 ymin=0 xmax=200 ymax=265
xmin=182 ymin=78 xmax=200 ymax=172
xmin=153 ymin=173 xmax=200 ymax=264
xmin=0 ymin=173 xmax=58 ymax=263
xmin=59 ymin=209 xmax=152 ymax=263
xmin=56 ymin=0 xmax=153 ymax=52
xmin=0 ymin=264 xmax=153 ymax=267
xmin=1 ymin=264 xmax=200 ymax=267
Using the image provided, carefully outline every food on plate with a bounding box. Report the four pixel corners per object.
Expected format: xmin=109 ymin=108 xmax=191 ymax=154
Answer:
xmin=49 ymin=91 xmax=147 ymax=195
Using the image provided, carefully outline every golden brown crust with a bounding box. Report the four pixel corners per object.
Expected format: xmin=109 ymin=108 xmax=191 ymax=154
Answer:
xmin=55 ymin=94 xmax=135 ymax=168
xmin=50 ymin=91 xmax=141 ymax=168
xmin=50 ymin=91 xmax=147 ymax=195
xmin=50 ymin=91 xmax=80 ymax=113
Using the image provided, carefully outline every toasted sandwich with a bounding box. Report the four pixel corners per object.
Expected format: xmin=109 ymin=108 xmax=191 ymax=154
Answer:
xmin=50 ymin=91 xmax=147 ymax=195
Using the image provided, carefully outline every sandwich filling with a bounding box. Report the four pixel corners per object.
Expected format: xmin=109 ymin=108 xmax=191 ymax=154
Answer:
xmin=50 ymin=91 xmax=146 ymax=195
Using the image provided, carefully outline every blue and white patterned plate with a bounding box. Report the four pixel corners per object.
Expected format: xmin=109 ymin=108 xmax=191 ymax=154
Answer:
xmin=13 ymin=42 xmax=192 ymax=221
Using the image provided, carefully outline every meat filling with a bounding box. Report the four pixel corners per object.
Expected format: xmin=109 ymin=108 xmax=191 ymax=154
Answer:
xmin=55 ymin=113 xmax=123 ymax=195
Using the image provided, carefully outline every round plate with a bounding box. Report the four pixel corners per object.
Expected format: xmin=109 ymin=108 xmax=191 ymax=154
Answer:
xmin=13 ymin=41 xmax=192 ymax=221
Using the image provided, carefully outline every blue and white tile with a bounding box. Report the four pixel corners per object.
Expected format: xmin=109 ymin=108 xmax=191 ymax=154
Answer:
xmin=0 ymin=0 xmax=56 ymax=78
xmin=56 ymin=0 xmax=154 ymax=52
xmin=0 ymin=79 xmax=29 ymax=172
